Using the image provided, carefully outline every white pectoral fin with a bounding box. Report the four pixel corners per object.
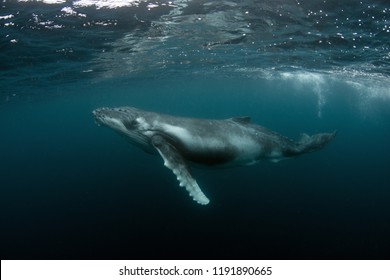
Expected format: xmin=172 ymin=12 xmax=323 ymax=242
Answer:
xmin=151 ymin=135 xmax=210 ymax=205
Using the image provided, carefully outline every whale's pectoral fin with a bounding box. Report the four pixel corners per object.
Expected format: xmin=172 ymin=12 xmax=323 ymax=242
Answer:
xmin=151 ymin=135 xmax=210 ymax=205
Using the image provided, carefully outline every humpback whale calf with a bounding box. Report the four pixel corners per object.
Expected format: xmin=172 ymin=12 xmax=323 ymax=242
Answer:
xmin=93 ymin=107 xmax=336 ymax=205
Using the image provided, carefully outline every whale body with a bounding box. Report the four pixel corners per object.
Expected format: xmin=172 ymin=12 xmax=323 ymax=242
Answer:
xmin=93 ymin=107 xmax=336 ymax=205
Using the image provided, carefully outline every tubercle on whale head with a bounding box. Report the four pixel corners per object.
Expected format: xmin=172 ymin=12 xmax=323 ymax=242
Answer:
xmin=92 ymin=107 xmax=141 ymax=130
xmin=93 ymin=106 xmax=153 ymax=152
xmin=92 ymin=107 xmax=139 ymax=126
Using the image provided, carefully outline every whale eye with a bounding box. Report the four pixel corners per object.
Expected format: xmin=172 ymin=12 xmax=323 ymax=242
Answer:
xmin=123 ymin=119 xmax=137 ymax=130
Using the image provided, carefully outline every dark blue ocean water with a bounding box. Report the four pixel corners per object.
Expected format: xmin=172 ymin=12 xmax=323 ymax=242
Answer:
xmin=1 ymin=0 xmax=390 ymax=260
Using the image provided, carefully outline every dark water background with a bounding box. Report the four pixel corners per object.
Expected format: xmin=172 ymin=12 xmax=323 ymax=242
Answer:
xmin=1 ymin=0 xmax=390 ymax=259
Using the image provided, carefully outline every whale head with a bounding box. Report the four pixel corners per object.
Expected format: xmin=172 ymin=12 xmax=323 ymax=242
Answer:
xmin=93 ymin=107 xmax=152 ymax=151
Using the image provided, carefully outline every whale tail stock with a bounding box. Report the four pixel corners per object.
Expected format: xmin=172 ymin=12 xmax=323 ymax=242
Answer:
xmin=293 ymin=130 xmax=336 ymax=155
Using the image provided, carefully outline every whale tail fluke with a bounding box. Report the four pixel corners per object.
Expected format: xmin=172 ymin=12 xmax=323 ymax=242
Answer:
xmin=296 ymin=131 xmax=337 ymax=154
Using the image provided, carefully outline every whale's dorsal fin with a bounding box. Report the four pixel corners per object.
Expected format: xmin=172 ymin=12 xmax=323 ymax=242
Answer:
xmin=230 ymin=116 xmax=251 ymax=124
xmin=151 ymin=135 xmax=210 ymax=205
